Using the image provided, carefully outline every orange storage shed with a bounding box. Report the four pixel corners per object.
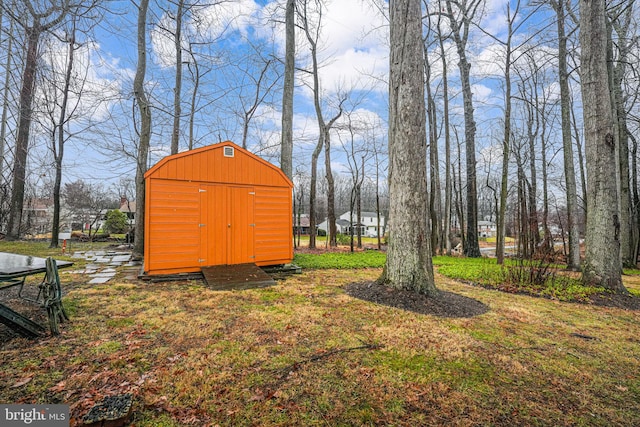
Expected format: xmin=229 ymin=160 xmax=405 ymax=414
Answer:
xmin=143 ymin=141 xmax=293 ymax=276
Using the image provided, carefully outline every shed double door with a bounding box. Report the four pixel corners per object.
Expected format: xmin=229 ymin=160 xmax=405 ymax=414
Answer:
xmin=199 ymin=185 xmax=255 ymax=266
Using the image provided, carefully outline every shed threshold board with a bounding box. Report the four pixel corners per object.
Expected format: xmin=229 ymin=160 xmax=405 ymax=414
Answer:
xmin=201 ymin=263 xmax=276 ymax=290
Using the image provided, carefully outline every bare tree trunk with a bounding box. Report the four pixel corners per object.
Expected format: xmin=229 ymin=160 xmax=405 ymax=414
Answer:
xmin=50 ymin=23 xmax=77 ymax=248
xmin=540 ymin=103 xmax=553 ymax=253
xmin=380 ymin=0 xmax=435 ymax=295
xmin=631 ymin=133 xmax=640 ymax=264
xmin=553 ymin=0 xmax=581 ymax=270
xmin=309 ymin=138 xmax=322 ymax=249
xmin=446 ymin=0 xmax=482 ymax=258
xmin=438 ymin=22 xmax=452 ymax=255
xmin=424 ymin=42 xmax=441 ymax=255
xmin=170 ymin=0 xmax=184 ymax=155
xmin=608 ymin=6 xmax=634 ymax=267
xmin=579 ymin=0 xmax=626 ymax=293
xmin=6 ymin=1 xmax=73 ymax=240
xmin=7 ymin=25 xmax=40 ymax=240
xmin=357 ymin=155 xmax=364 ymax=249
xmin=453 ymin=127 xmax=465 ymax=251
xmin=133 ymin=0 xmax=151 ymax=258
xmin=496 ymin=3 xmax=515 ymax=265
xmin=571 ymin=99 xmax=587 ymax=213
xmin=280 ymin=0 xmax=295 ymax=180
xmin=0 ymin=16 xmax=14 ymax=182
xmin=324 ymin=128 xmax=337 ymax=247
xmin=186 ymin=45 xmax=200 ymax=150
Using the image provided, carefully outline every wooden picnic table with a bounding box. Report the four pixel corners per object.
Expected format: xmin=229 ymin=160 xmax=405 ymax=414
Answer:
xmin=0 ymin=252 xmax=73 ymax=338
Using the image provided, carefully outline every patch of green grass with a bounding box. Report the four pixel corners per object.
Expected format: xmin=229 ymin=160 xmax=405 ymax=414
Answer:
xmin=294 ymin=250 xmax=386 ymax=269
xmin=106 ymin=317 xmax=135 ymax=328
xmin=93 ymin=341 xmax=123 ymax=355
xmin=435 ymin=256 xmax=603 ymax=301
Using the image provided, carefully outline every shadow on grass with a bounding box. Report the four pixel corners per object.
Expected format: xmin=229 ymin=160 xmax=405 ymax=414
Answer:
xmin=345 ymin=282 xmax=489 ymax=318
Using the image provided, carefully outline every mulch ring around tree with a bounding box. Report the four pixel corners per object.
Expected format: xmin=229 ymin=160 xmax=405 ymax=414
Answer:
xmin=588 ymin=292 xmax=640 ymax=310
xmin=344 ymin=281 xmax=490 ymax=318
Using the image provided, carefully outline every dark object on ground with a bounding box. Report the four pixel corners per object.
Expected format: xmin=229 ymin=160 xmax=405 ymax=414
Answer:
xmin=202 ymin=263 xmax=276 ymax=290
xmin=345 ymin=281 xmax=490 ymax=318
xmin=82 ymin=393 xmax=133 ymax=427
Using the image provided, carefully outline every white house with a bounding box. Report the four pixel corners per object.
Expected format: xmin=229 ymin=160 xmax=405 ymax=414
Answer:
xmin=478 ymin=220 xmax=496 ymax=238
xmin=317 ymin=211 xmax=386 ymax=237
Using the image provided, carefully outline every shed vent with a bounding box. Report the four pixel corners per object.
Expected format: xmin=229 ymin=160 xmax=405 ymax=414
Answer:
xmin=224 ymin=146 xmax=235 ymax=157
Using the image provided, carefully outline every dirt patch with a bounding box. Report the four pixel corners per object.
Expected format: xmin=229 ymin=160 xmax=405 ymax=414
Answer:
xmin=588 ymin=292 xmax=640 ymax=310
xmin=344 ymin=281 xmax=489 ymax=318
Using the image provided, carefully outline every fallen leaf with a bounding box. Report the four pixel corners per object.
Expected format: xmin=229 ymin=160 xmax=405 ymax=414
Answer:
xmin=12 ymin=376 xmax=33 ymax=388
xmin=49 ymin=380 xmax=66 ymax=393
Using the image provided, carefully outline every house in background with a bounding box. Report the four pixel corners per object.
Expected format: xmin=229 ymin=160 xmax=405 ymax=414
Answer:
xmin=119 ymin=197 xmax=136 ymax=228
xmin=478 ymin=220 xmax=496 ymax=238
xmin=318 ymin=211 xmax=386 ymax=237
xmin=293 ymin=213 xmax=310 ymax=235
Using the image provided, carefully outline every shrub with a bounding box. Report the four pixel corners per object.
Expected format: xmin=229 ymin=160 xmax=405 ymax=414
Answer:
xmin=104 ymin=209 xmax=129 ymax=234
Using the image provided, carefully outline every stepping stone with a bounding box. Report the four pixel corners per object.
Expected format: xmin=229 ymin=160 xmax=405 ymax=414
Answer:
xmin=91 ymin=272 xmax=116 ymax=279
xmin=89 ymin=277 xmax=112 ymax=284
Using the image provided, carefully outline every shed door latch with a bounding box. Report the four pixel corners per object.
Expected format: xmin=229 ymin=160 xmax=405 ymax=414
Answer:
xmin=199 ymin=189 xmax=206 ymax=192
xmin=199 ymin=224 xmax=206 ymax=227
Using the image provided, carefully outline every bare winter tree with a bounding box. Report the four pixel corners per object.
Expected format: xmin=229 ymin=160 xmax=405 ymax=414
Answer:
xmin=550 ymin=0 xmax=581 ymax=270
xmin=280 ymin=0 xmax=295 ymax=180
xmin=579 ymin=0 xmax=627 ymax=293
xmin=133 ymin=0 xmax=151 ymax=258
xmin=443 ymin=0 xmax=483 ymax=257
xmin=4 ymin=0 xmax=82 ymax=240
xmin=297 ymin=0 xmax=346 ymax=248
xmin=379 ymin=0 xmax=436 ymax=295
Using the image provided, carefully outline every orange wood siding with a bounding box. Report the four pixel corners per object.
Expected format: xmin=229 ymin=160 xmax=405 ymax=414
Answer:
xmin=145 ymin=180 xmax=201 ymax=274
xmin=254 ymin=186 xmax=293 ymax=265
xmin=144 ymin=142 xmax=293 ymax=275
xmin=146 ymin=142 xmax=290 ymax=188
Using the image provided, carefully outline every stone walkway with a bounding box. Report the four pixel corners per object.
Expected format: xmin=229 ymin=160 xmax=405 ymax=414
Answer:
xmin=70 ymin=250 xmax=142 ymax=284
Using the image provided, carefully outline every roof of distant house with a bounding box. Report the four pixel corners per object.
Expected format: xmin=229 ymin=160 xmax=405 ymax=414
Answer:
xmin=119 ymin=200 xmax=136 ymax=213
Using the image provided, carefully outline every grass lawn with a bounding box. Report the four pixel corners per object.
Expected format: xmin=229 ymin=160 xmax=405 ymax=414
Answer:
xmin=1 ymin=242 xmax=639 ymax=425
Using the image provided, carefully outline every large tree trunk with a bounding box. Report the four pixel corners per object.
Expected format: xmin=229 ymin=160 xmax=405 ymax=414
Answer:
xmin=7 ymin=25 xmax=40 ymax=240
xmin=579 ymin=0 xmax=626 ymax=293
xmin=554 ymin=0 xmax=581 ymax=270
xmin=379 ymin=0 xmax=436 ymax=296
xmin=609 ymin=9 xmax=634 ymax=267
xmin=133 ymin=0 xmax=151 ymax=258
xmin=280 ymin=0 xmax=295 ymax=180
xmin=6 ymin=1 xmax=73 ymax=240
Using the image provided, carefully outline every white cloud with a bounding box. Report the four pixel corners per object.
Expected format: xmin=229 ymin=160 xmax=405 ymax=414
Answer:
xmin=294 ymin=0 xmax=389 ymax=96
xmin=191 ymin=0 xmax=261 ymax=41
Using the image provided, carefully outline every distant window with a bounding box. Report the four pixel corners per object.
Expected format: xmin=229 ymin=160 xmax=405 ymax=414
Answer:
xmin=224 ymin=146 xmax=234 ymax=157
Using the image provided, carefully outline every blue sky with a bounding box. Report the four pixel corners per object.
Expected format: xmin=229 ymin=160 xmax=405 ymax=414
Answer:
xmin=23 ymin=0 xmax=572 ymax=203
